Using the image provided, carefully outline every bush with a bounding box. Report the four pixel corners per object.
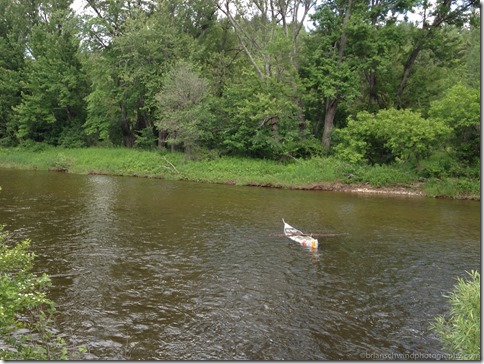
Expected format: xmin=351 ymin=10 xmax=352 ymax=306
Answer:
xmin=283 ymin=137 xmax=325 ymax=159
xmin=429 ymin=84 xmax=480 ymax=165
xmin=219 ymin=75 xmax=307 ymax=159
xmin=0 ymin=225 xmax=69 ymax=360
xmin=134 ymin=127 xmax=158 ymax=149
xmin=333 ymin=108 xmax=451 ymax=164
xmin=416 ymin=151 xmax=463 ymax=179
xmin=57 ymin=127 xmax=87 ymax=149
xmin=18 ymin=140 xmax=53 ymax=152
xmin=432 ymin=270 xmax=480 ymax=360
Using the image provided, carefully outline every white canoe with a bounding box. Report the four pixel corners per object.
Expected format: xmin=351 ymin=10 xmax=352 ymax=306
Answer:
xmin=282 ymin=219 xmax=318 ymax=249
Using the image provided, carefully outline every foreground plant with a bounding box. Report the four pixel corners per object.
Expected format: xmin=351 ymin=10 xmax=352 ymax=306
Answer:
xmin=432 ymin=270 xmax=480 ymax=360
xmin=0 ymin=225 xmax=68 ymax=360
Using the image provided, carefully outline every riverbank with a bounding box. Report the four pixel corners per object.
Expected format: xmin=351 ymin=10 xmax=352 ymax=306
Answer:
xmin=0 ymin=146 xmax=479 ymax=200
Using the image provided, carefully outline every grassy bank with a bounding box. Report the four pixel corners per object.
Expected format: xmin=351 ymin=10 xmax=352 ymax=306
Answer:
xmin=0 ymin=146 xmax=479 ymax=200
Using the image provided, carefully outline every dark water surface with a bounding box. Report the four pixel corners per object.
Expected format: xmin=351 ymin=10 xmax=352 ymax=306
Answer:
xmin=0 ymin=168 xmax=480 ymax=360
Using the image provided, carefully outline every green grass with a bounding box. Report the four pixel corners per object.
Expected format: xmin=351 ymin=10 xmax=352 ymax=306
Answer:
xmin=422 ymin=177 xmax=480 ymax=200
xmin=0 ymin=146 xmax=479 ymax=200
xmin=432 ymin=270 xmax=480 ymax=360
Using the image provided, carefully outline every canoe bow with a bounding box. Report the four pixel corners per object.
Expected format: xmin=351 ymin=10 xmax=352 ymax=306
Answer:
xmin=282 ymin=219 xmax=318 ymax=249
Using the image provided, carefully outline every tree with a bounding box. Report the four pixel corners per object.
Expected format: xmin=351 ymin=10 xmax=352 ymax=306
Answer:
xmin=0 ymin=0 xmax=39 ymax=145
xmin=428 ymin=84 xmax=480 ymax=165
xmin=14 ymin=0 xmax=89 ymax=147
xmin=462 ymin=12 xmax=480 ymax=89
xmin=155 ymin=61 xmax=211 ymax=153
xmin=303 ymin=0 xmax=362 ymax=151
xmin=194 ymin=17 xmax=244 ymax=98
xmin=217 ymin=0 xmax=315 ymax=81
xmin=396 ymin=0 xmax=479 ymax=107
xmin=350 ymin=0 xmax=417 ymax=112
xmin=217 ymin=0 xmax=314 ymax=134
xmin=217 ymin=74 xmax=311 ymax=158
xmin=82 ymin=3 xmax=195 ymax=146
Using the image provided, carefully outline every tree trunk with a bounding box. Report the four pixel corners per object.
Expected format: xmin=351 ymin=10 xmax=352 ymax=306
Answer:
xmin=120 ymin=103 xmax=135 ymax=147
xmin=367 ymin=71 xmax=379 ymax=110
xmin=396 ymin=45 xmax=421 ymax=108
xmin=395 ymin=0 xmax=470 ymax=107
xmin=158 ymin=130 xmax=168 ymax=148
xmin=322 ymin=99 xmax=338 ymax=151
xmin=321 ymin=0 xmax=352 ymax=151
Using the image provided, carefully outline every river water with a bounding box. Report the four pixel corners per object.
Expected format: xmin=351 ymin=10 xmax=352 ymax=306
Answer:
xmin=0 ymin=168 xmax=480 ymax=360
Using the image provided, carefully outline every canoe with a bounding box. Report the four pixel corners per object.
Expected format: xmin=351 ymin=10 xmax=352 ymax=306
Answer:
xmin=282 ymin=219 xmax=318 ymax=249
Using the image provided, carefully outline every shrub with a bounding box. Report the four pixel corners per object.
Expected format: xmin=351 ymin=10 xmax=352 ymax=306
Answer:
xmin=134 ymin=127 xmax=158 ymax=149
xmin=423 ymin=178 xmax=481 ymax=199
xmin=57 ymin=127 xmax=87 ymax=148
xmin=416 ymin=151 xmax=463 ymax=179
xmin=18 ymin=140 xmax=53 ymax=152
xmin=283 ymin=137 xmax=325 ymax=159
xmin=333 ymin=108 xmax=451 ymax=164
xmin=0 ymin=225 xmax=69 ymax=360
xmin=218 ymin=75 xmax=307 ymax=159
xmin=432 ymin=270 xmax=480 ymax=360
xmin=429 ymin=84 xmax=480 ymax=165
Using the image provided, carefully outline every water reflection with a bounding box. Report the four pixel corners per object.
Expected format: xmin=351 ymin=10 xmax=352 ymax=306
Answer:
xmin=0 ymin=169 xmax=480 ymax=360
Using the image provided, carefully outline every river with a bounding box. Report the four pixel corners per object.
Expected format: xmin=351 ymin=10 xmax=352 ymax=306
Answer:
xmin=0 ymin=168 xmax=480 ymax=360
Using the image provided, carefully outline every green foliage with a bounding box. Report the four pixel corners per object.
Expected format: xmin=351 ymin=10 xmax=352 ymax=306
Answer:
xmin=0 ymin=146 xmax=478 ymax=199
xmin=399 ymin=24 xmax=471 ymax=112
xmin=219 ymin=75 xmax=307 ymax=159
xmin=57 ymin=126 xmax=88 ymax=148
xmin=0 ymin=225 xmax=68 ymax=360
xmin=14 ymin=2 xmax=88 ymax=145
xmin=432 ymin=270 xmax=480 ymax=359
xmin=134 ymin=128 xmax=158 ymax=149
xmin=155 ymin=61 xmax=211 ymax=153
xmin=304 ymin=2 xmax=362 ymax=101
xmin=0 ymin=0 xmax=479 ymax=184
xmin=464 ymin=15 xmax=480 ymax=89
xmin=283 ymin=137 xmax=325 ymax=159
xmin=333 ymin=108 xmax=451 ymax=164
xmin=301 ymin=0 xmax=363 ymax=140
xmin=83 ymin=53 xmax=123 ymax=145
xmin=83 ymin=9 xmax=195 ymax=146
xmin=423 ymin=177 xmax=480 ymax=200
xmin=415 ymin=150 xmax=478 ymax=179
xmin=428 ymin=84 xmax=480 ymax=165
xmin=0 ymin=0 xmax=32 ymax=144
xmin=345 ymin=163 xmax=417 ymax=187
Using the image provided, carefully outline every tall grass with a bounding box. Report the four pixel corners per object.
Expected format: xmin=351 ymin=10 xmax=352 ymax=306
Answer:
xmin=423 ymin=178 xmax=480 ymax=200
xmin=432 ymin=270 xmax=480 ymax=360
xmin=0 ymin=147 xmax=353 ymax=186
xmin=0 ymin=146 xmax=478 ymax=199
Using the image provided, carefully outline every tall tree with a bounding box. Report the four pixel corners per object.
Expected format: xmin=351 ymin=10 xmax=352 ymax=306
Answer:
xmin=303 ymin=0 xmax=362 ymax=150
xmin=82 ymin=2 xmax=195 ymax=146
xmin=0 ymin=0 xmax=39 ymax=144
xmin=14 ymin=0 xmax=89 ymax=146
xmin=396 ymin=0 xmax=479 ymax=107
xmin=217 ymin=0 xmax=315 ymax=81
xmin=355 ymin=0 xmax=415 ymax=111
xmin=216 ymin=0 xmax=315 ymax=147
xmin=155 ymin=61 xmax=211 ymax=152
